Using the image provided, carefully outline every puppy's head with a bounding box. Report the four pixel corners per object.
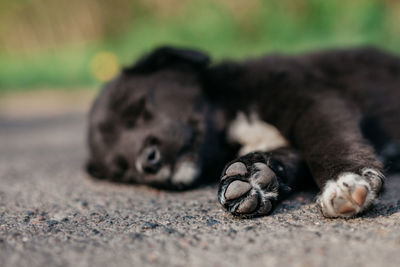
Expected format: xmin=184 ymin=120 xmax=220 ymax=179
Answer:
xmin=86 ymin=46 xmax=228 ymax=189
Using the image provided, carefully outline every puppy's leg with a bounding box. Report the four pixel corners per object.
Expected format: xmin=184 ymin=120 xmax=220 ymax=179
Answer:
xmin=218 ymin=147 xmax=306 ymax=217
xmin=292 ymin=96 xmax=385 ymax=218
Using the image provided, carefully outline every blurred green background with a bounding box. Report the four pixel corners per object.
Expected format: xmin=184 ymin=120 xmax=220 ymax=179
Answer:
xmin=1 ymin=0 xmax=400 ymax=93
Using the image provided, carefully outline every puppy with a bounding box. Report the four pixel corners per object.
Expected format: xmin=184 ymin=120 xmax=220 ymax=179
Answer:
xmin=87 ymin=46 xmax=400 ymax=218
xmin=205 ymin=47 xmax=400 ymax=218
xmin=86 ymin=47 xmax=238 ymax=190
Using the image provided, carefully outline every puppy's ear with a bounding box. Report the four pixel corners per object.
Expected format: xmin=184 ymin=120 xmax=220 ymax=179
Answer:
xmin=124 ymin=46 xmax=210 ymax=74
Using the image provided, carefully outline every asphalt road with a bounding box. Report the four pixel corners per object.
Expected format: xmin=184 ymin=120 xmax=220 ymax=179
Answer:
xmin=1 ymin=113 xmax=400 ymax=267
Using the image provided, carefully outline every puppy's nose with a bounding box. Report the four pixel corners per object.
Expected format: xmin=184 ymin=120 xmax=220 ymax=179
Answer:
xmin=140 ymin=146 xmax=162 ymax=173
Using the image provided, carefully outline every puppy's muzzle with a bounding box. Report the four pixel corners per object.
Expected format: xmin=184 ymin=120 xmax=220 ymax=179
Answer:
xmin=138 ymin=146 xmax=162 ymax=174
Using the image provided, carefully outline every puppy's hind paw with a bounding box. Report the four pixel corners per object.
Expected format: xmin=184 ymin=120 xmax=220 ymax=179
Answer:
xmin=218 ymin=153 xmax=281 ymax=217
xmin=317 ymin=168 xmax=384 ymax=218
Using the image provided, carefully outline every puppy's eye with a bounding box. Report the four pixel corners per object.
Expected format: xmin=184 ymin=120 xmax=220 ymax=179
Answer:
xmin=145 ymin=136 xmax=160 ymax=146
xmin=120 ymin=97 xmax=152 ymax=128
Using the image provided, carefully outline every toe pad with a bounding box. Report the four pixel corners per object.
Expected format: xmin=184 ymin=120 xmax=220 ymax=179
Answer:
xmin=317 ymin=169 xmax=383 ymax=218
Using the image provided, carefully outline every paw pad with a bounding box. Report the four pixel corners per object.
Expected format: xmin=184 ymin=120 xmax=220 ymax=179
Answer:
xmin=317 ymin=169 xmax=383 ymax=218
xmin=225 ymin=180 xmax=251 ymax=200
xmin=218 ymin=160 xmax=279 ymax=217
xmin=351 ymin=185 xmax=367 ymax=206
xmin=225 ymin=162 xmax=247 ymax=176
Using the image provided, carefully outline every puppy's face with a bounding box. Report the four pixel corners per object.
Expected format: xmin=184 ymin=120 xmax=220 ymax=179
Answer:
xmin=87 ymin=47 xmax=227 ymax=189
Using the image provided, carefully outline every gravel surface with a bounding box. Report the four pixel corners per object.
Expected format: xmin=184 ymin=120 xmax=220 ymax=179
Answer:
xmin=1 ymin=113 xmax=400 ymax=267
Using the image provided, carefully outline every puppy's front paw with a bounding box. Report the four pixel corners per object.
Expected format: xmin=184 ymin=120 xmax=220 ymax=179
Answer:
xmin=317 ymin=168 xmax=384 ymax=218
xmin=218 ymin=153 xmax=281 ymax=217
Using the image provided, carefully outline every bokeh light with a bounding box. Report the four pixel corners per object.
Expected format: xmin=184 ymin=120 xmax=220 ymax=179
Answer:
xmin=89 ymin=52 xmax=120 ymax=82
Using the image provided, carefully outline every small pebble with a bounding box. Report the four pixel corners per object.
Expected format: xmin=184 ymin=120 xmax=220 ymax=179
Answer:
xmin=163 ymin=227 xmax=177 ymax=234
xmin=128 ymin=233 xmax=144 ymax=241
xmin=141 ymin=222 xmax=159 ymax=230
xmin=24 ymin=211 xmax=34 ymax=216
xmin=206 ymin=219 xmax=220 ymax=226
xmin=45 ymin=220 xmax=59 ymax=227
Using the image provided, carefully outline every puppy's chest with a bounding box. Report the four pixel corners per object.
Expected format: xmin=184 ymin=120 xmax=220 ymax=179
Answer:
xmin=227 ymin=112 xmax=288 ymax=155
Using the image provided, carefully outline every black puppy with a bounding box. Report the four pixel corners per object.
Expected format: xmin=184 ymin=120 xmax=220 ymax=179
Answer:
xmin=87 ymin=46 xmax=400 ymax=218
xmin=86 ymin=47 xmax=239 ymax=190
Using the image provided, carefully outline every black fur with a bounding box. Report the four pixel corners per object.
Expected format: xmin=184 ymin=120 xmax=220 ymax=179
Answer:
xmin=124 ymin=46 xmax=210 ymax=74
xmin=86 ymin=46 xmax=235 ymax=190
xmin=203 ymin=47 xmax=400 ymax=188
xmin=87 ymin=46 xmax=400 ymax=216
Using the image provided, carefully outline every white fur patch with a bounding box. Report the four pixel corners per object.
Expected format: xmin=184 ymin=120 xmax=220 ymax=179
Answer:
xmin=317 ymin=169 xmax=380 ymax=218
xmin=135 ymin=164 xmax=172 ymax=183
xmin=155 ymin=165 xmax=172 ymax=181
xmin=228 ymin=112 xmax=288 ymax=155
xmin=171 ymin=161 xmax=199 ymax=185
